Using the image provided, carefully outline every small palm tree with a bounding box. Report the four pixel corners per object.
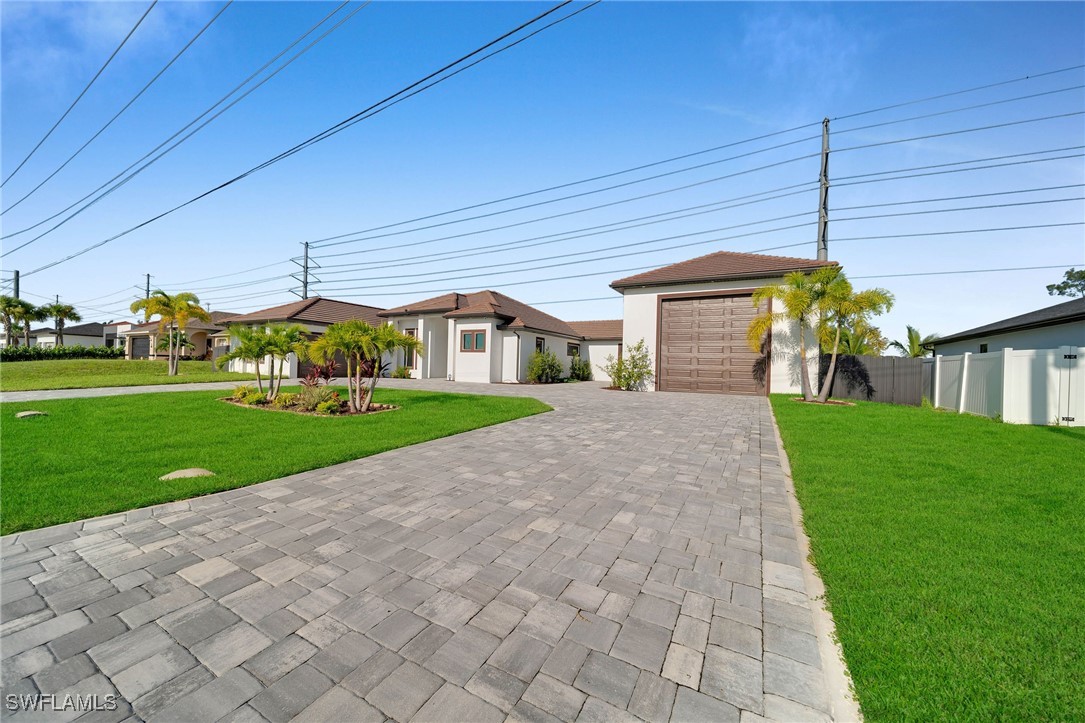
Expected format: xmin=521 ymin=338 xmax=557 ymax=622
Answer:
xmin=11 ymin=300 xmax=47 ymax=348
xmin=309 ymin=320 xmax=372 ymax=413
xmin=837 ymin=319 xmax=890 ymax=356
xmin=889 ymin=325 xmax=939 ymax=358
xmin=0 ymin=295 xmax=20 ymax=346
xmin=360 ymin=324 xmax=424 ymax=413
xmin=266 ymin=323 xmax=310 ymax=400
xmin=217 ymin=325 xmax=273 ymax=395
xmin=816 ymin=270 xmax=893 ymax=403
xmin=131 ymin=291 xmax=210 ymax=375
xmin=41 ymin=303 xmax=82 ymax=346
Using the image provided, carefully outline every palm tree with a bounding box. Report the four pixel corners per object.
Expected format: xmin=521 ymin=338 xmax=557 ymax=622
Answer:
xmin=309 ymin=320 xmax=372 ymax=413
xmin=0 ymin=295 xmax=20 ymax=346
xmin=11 ymin=300 xmax=47 ymax=348
xmin=748 ymin=268 xmax=838 ymax=401
xmin=815 ymin=270 xmax=894 ymax=403
xmin=837 ymin=319 xmax=890 ymax=356
xmin=266 ymin=323 xmax=310 ymax=400
xmin=217 ymin=325 xmax=273 ymax=395
xmin=889 ymin=325 xmax=939 ymax=358
xmin=41 ymin=303 xmax=82 ymax=346
xmin=131 ymin=291 xmax=210 ymax=375
xmin=360 ymin=324 xmax=424 ymax=413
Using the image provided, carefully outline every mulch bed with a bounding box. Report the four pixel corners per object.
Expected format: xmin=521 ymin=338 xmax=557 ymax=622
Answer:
xmin=219 ymin=398 xmax=399 ymax=416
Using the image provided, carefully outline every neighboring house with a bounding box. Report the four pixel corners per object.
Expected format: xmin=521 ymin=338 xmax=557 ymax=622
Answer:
xmin=104 ymin=321 xmax=134 ymax=349
xmin=566 ymin=320 xmax=623 ymax=384
xmin=30 ymin=322 xmax=108 ymax=348
xmin=213 ymin=297 xmax=384 ymax=377
xmin=611 ymin=250 xmax=837 ymax=395
xmin=379 ymin=291 xmax=610 ymax=384
xmin=930 ymin=297 xmax=1085 ymax=356
xmin=126 ymin=311 xmax=239 ymax=360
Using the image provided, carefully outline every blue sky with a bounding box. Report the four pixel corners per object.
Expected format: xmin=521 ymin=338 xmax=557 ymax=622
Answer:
xmin=1 ymin=1 xmax=1082 ymax=345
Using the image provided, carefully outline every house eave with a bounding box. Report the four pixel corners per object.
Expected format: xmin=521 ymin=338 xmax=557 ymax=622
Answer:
xmin=931 ymin=313 xmax=1085 ymax=347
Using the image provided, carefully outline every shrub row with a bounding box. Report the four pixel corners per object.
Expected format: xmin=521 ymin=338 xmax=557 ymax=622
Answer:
xmin=0 ymin=345 xmax=125 ymax=362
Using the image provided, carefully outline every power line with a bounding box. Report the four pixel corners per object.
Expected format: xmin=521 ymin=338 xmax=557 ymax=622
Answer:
xmin=831 ymin=221 xmax=1084 ymax=242
xmin=851 ymin=264 xmax=1080 ymax=280
xmin=833 ymin=145 xmax=1083 ymax=182
xmin=157 ymin=260 xmax=294 ymax=287
xmin=1 ymin=0 xmax=158 ymax=188
xmin=18 ymin=0 xmax=594 ymax=278
xmin=834 ymin=111 xmax=1085 ymax=154
xmin=1 ymin=0 xmax=364 ymax=250
xmin=2 ymin=1 xmax=234 ymax=215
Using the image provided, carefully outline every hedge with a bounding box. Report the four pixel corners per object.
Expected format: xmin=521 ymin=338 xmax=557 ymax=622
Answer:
xmin=0 ymin=345 xmax=125 ymax=362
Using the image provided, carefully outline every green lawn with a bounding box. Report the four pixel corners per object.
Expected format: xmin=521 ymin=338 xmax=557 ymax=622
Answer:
xmin=1 ymin=388 xmax=550 ymax=534
xmin=0 ymin=359 xmax=257 ymax=392
xmin=770 ymin=396 xmax=1085 ymax=721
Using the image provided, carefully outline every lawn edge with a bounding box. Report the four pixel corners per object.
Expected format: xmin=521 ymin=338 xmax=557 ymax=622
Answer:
xmin=767 ymin=400 xmax=864 ymax=723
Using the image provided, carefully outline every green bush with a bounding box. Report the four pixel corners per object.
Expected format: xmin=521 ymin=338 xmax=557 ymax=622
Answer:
xmin=231 ymin=384 xmax=256 ymax=400
xmin=392 ymin=366 xmax=412 ymax=379
xmin=241 ymin=391 xmax=267 ymax=406
xmin=272 ymin=392 xmax=299 ymax=409
xmin=568 ymin=355 xmax=592 ymax=381
xmin=0 ymin=345 xmax=125 ymax=362
xmin=600 ymin=339 xmax=654 ymax=391
xmin=315 ymin=400 xmax=341 ymax=415
xmin=527 ymin=349 xmax=563 ymax=383
xmin=298 ymin=385 xmax=335 ymax=411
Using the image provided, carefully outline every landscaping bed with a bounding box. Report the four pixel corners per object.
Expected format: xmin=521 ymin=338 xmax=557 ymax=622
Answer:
xmin=0 ymin=387 xmax=551 ymax=534
xmin=770 ymin=395 xmax=1085 ymax=720
xmin=0 ymin=359 xmax=255 ymax=392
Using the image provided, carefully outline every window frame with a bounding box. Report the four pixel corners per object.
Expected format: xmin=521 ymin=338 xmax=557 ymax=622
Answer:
xmin=404 ymin=328 xmax=417 ymax=368
xmin=535 ymin=337 xmax=545 ymax=353
xmin=567 ymin=342 xmax=581 ymax=357
xmin=461 ymin=328 xmax=487 ymax=353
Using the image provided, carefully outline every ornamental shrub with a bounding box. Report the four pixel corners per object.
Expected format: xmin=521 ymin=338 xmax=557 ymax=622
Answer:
xmin=391 ymin=365 xmax=412 ymax=379
xmin=527 ymin=349 xmax=563 ymax=383
xmin=600 ymin=339 xmax=654 ymax=391
xmin=231 ymin=384 xmax=256 ymax=400
xmin=0 ymin=345 xmax=125 ymax=362
xmin=315 ymin=400 xmax=341 ymax=415
xmin=568 ymin=355 xmax=592 ymax=382
xmin=272 ymin=392 xmax=299 ymax=408
xmin=298 ymin=385 xmax=335 ymax=411
xmin=241 ymin=391 xmax=267 ymax=406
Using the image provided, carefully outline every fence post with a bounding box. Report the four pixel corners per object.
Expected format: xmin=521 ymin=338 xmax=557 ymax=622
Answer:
xmin=933 ymin=355 xmax=942 ymax=408
xmin=1000 ymin=348 xmax=1013 ymax=422
xmin=957 ymin=352 xmax=971 ymax=413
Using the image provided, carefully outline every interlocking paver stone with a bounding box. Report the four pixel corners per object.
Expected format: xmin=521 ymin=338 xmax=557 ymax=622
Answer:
xmin=1 ymin=380 xmax=839 ymax=723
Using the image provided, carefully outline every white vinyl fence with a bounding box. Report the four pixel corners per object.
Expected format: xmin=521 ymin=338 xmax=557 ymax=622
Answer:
xmin=932 ymin=346 xmax=1083 ymax=426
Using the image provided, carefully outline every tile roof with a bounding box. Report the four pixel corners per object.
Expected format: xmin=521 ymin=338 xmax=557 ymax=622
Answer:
xmin=381 ymin=290 xmax=582 ymax=338
xmin=567 ymin=320 xmax=623 ymax=340
xmin=30 ymin=322 xmax=106 ymax=337
xmin=223 ymin=297 xmax=384 ymax=326
xmin=933 ymin=297 xmax=1085 ymax=345
xmin=610 ymin=251 xmax=837 ymax=289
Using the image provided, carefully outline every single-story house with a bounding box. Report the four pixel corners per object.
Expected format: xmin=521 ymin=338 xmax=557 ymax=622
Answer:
xmin=104 ymin=321 xmax=134 ymax=349
xmin=30 ymin=322 xmax=108 ymax=348
xmin=930 ymin=297 xmax=1085 ymax=356
xmin=378 ymin=291 xmax=621 ymax=384
xmin=612 ymin=250 xmax=837 ymax=395
xmin=213 ymin=297 xmax=385 ymax=377
xmin=125 ymin=311 xmax=239 ymax=360
xmin=566 ymin=320 xmax=623 ymax=384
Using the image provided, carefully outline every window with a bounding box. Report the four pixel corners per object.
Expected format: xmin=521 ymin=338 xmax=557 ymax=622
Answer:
xmin=567 ymin=343 xmax=581 ymax=357
xmin=979 ymin=343 xmax=988 ymax=353
xmin=405 ymin=328 xmax=417 ymax=368
xmin=535 ymin=337 xmax=545 ymax=353
xmin=461 ymin=329 xmax=486 ymax=352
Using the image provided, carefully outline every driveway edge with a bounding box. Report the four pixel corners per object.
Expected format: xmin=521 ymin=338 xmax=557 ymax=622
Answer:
xmin=768 ymin=405 xmax=863 ymax=723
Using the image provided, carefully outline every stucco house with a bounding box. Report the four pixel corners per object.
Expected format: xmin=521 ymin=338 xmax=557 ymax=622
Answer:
xmin=611 ymin=250 xmax=837 ymax=395
xmin=30 ymin=322 xmax=109 ymax=348
xmin=213 ymin=297 xmax=385 ymax=377
xmin=930 ymin=297 xmax=1085 ymax=356
xmin=125 ymin=311 xmax=239 ymax=360
xmin=378 ymin=291 xmax=620 ymax=384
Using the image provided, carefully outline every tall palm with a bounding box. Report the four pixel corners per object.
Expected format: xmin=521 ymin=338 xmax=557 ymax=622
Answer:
xmin=889 ymin=325 xmax=939 ymax=358
xmin=170 ymin=292 xmax=211 ymax=375
xmin=132 ymin=291 xmax=177 ymax=372
xmin=309 ymin=320 xmax=372 ymax=413
xmin=217 ymin=325 xmax=273 ymax=395
xmin=0 ymin=295 xmax=20 ymax=346
xmin=748 ymin=268 xmax=837 ymax=401
xmin=266 ymin=323 xmax=310 ymax=400
xmin=816 ymin=270 xmax=894 ymax=403
xmin=11 ymin=300 xmax=47 ymax=348
xmin=41 ymin=303 xmax=82 ymax=346
xmin=360 ymin=324 xmax=424 ymax=413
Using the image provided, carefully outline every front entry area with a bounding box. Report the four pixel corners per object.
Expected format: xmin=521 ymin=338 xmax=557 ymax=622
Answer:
xmin=658 ymin=294 xmax=766 ymax=394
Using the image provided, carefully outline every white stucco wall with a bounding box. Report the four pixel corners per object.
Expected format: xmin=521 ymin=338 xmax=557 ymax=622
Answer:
xmin=585 ymin=339 xmax=623 ymax=383
xmin=620 ymin=279 xmax=820 ymax=395
xmin=932 ymin=321 xmax=1085 ymax=356
xmin=518 ymin=330 xmax=584 ymax=381
xmin=450 ymin=318 xmax=501 ymax=383
xmin=34 ymin=333 xmax=104 ymax=348
xmin=389 ymin=314 xmax=448 ymax=379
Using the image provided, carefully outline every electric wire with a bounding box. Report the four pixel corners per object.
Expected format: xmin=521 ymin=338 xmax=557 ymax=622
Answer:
xmin=834 ymin=112 xmax=1085 ymax=153
xmin=1 ymin=0 xmax=158 ymax=188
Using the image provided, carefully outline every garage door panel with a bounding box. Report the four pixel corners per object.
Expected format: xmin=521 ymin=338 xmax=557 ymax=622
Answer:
xmin=660 ymin=294 xmax=766 ymax=395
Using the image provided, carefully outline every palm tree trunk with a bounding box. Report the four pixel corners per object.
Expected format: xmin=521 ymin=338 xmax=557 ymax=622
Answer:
xmin=57 ymin=320 xmax=64 ymax=347
xmin=344 ymin=357 xmax=357 ymax=413
xmin=816 ymin=325 xmax=842 ymax=403
xmin=797 ymin=317 xmax=813 ymax=402
xmin=254 ymin=357 xmax=264 ymax=395
xmin=272 ymin=356 xmax=285 ymax=400
xmin=363 ymin=367 xmax=379 ymax=413
xmin=23 ymin=324 xmax=30 ymax=348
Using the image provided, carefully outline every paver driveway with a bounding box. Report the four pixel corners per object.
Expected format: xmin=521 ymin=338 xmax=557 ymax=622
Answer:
xmin=1 ymin=381 xmax=841 ymax=722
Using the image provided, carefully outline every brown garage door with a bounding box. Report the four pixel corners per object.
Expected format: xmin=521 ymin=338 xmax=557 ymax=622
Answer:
xmin=659 ymin=294 xmax=766 ymax=395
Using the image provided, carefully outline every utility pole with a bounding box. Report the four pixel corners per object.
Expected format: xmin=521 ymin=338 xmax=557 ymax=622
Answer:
xmin=12 ymin=270 xmax=18 ymax=299
xmin=816 ymin=117 xmax=830 ymax=262
xmin=145 ymin=273 xmax=151 ymax=299
xmin=302 ymin=242 xmax=310 ymax=300
xmin=291 ymin=243 xmax=319 ymax=299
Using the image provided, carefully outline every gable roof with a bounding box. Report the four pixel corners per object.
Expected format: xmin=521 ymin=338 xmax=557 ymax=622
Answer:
xmin=567 ymin=320 xmax=623 ymax=340
xmin=933 ymin=297 xmax=1085 ymax=346
xmin=610 ymin=251 xmax=836 ymax=290
xmin=380 ymin=290 xmax=582 ymax=338
xmin=224 ymin=297 xmax=384 ymax=326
